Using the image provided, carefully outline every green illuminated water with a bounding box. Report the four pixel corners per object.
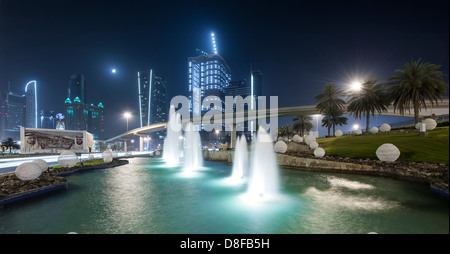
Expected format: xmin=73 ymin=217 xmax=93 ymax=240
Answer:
xmin=0 ymin=157 xmax=448 ymax=234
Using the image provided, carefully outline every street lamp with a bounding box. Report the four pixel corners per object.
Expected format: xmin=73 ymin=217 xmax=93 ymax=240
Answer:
xmin=124 ymin=112 xmax=131 ymax=132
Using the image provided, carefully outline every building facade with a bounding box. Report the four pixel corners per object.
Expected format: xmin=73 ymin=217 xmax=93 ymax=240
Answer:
xmin=137 ymin=70 xmax=167 ymax=127
xmin=4 ymin=91 xmax=26 ymax=140
xmin=137 ymin=70 xmax=167 ymax=150
xmin=64 ymin=97 xmax=104 ymax=140
xmin=25 ymin=80 xmax=37 ymax=128
xmin=40 ymin=110 xmax=56 ymax=129
xmin=67 ymin=74 xmax=86 ymax=104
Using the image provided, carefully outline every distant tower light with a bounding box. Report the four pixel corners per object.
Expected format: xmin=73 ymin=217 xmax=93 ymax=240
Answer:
xmin=211 ymin=32 xmax=218 ymax=54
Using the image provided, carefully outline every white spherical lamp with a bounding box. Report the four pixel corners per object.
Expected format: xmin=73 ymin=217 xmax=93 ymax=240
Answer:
xmin=370 ymin=127 xmax=379 ymax=134
xmin=309 ymin=141 xmax=319 ymax=149
xmin=15 ymin=162 xmax=42 ymax=180
xmin=335 ymin=129 xmax=343 ymax=137
xmin=103 ymin=149 xmax=113 ymax=163
xmin=379 ymin=123 xmax=391 ymax=132
xmin=314 ymin=147 xmax=325 ymax=158
xmin=355 ymin=129 xmax=362 ymax=135
xmin=423 ymin=118 xmax=437 ymax=131
xmin=293 ymin=134 xmax=303 ymax=142
xmin=376 ymin=143 xmax=400 ymax=162
xmin=274 ymin=141 xmax=288 ymax=153
xmin=32 ymin=159 xmax=48 ymax=172
xmin=58 ymin=151 xmax=78 ymax=168
xmin=304 ymin=135 xmax=316 ymax=145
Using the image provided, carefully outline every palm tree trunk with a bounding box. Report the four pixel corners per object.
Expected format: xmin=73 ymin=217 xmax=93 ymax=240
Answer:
xmin=414 ymin=101 xmax=420 ymax=124
xmin=328 ymin=119 xmax=331 ymax=137
xmin=333 ymin=124 xmax=336 ymax=136
xmin=366 ymin=112 xmax=370 ymax=132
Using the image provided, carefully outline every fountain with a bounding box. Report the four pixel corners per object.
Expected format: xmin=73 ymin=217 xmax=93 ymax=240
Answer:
xmin=162 ymin=105 xmax=182 ymax=166
xmin=229 ymin=135 xmax=248 ymax=183
xmin=246 ymin=127 xmax=279 ymax=201
xmin=182 ymin=122 xmax=203 ymax=173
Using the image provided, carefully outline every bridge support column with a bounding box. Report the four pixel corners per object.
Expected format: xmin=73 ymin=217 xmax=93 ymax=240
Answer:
xmin=124 ymin=141 xmax=127 ymax=152
xmin=139 ymin=136 xmax=144 ymax=152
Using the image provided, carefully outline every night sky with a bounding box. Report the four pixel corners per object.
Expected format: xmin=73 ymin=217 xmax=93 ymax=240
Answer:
xmin=1 ymin=0 xmax=448 ymax=139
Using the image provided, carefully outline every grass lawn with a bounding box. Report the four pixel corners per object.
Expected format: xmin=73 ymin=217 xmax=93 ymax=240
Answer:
xmin=50 ymin=159 xmax=107 ymax=169
xmin=316 ymin=127 xmax=449 ymax=165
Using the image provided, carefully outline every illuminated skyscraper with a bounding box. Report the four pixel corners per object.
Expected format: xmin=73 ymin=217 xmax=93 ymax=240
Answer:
xmin=67 ymin=74 xmax=86 ymax=104
xmin=64 ymin=98 xmax=104 ymax=140
xmin=137 ymin=70 xmax=167 ymax=127
xmin=25 ymin=80 xmax=37 ymax=128
xmin=137 ymin=70 xmax=167 ymax=150
xmin=188 ymin=54 xmax=231 ymax=124
xmin=40 ymin=110 xmax=56 ymax=129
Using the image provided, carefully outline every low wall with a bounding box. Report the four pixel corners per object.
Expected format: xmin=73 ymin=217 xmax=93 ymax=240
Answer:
xmin=203 ymin=150 xmax=448 ymax=191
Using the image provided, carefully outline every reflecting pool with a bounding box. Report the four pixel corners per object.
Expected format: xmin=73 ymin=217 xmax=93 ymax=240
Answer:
xmin=0 ymin=157 xmax=448 ymax=234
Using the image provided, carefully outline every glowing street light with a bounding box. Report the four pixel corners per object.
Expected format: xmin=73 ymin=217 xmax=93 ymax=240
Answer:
xmin=353 ymin=124 xmax=359 ymax=130
xmin=124 ymin=112 xmax=131 ymax=132
xmin=350 ymin=81 xmax=362 ymax=91
xmin=112 ymin=69 xmax=116 ymax=73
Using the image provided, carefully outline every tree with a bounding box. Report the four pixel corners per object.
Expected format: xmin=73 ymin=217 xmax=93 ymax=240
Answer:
xmin=293 ymin=115 xmax=314 ymax=136
xmin=321 ymin=110 xmax=348 ymax=136
xmin=314 ymin=83 xmax=347 ymax=136
xmin=387 ymin=58 xmax=449 ymax=124
xmin=1 ymin=138 xmax=20 ymax=154
xmin=347 ymin=76 xmax=389 ymax=132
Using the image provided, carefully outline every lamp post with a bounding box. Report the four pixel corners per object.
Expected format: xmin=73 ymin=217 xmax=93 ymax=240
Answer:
xmin=350 ymin=81 xmax=362 ymax=131
xmin=124 ymin=112 xmax=131 ymax=132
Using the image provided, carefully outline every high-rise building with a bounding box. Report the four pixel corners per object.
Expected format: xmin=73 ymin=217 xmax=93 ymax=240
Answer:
xmin=188 ymin=54 xmax=231 ymax=135
xmin=225 ymin=70 xmax=263 ymax=139
xmin=64 ymin=97 xmax=104 ymax=140
xmin=5 ymin=91 xmax=26 ymax=140
xmin=67 ymin=74 xmax=86 ymax=104
xmin=40 ymin=110 xmax=56 ymax=129
xmin=0 ymin=89 xmax=7 ymax=140
xmin=137 ymin=70 xmax=167 ymax=150
xmin=25 ymin=80 xmax=37 ymax=128
xmin=137 ymin=70 xmax=167 ymax=127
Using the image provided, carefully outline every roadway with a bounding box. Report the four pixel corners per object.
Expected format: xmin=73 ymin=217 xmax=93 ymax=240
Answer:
xmin=105 ymin=99 xmax=449 ymax=144
xmin=0 ymin=151 xmax=153 ymax=175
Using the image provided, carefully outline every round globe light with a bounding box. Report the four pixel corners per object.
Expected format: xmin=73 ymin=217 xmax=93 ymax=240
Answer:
xmin=314 ymin=147 xmax=325 ymax=158
xmin=423 ymin=118 xmax=437 ymax=131
xmin=370 ymin=127 xmax=379 ymax=134
xmin=32 ymin=159 xmax=48 ymax=172
xmin=309 ymin=141 xmax=319 ymax=149
xmin=15 ymin=162 xmax=43 ymax=180
xmin=274 ymin=141 xmax=288 ymax=153
xmin=379 ymin=123 xmax=391 ymax=132
xmin=355 ymin=129 xmax=362 ymax=135
xmin=58 ymin=151 xmax=78 ymax=168
xmin=103 ymin=149 xmax=113 ymax=163
xmin=335 ymin=129 xmax=343 ymax=137
xmin=304 ymin=135 xmax=316 ymax=145
xmin=376 ymin=143 xmax=400 ymax=162
xmin=293 ymin=134 xmax=303 ymax=143
xmin=415 ymin=123 xmax=421 ymax=130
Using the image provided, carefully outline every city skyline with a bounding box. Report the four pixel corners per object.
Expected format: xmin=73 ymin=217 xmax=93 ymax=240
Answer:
xmin=0 ymin=0 xmax=448 ymax=139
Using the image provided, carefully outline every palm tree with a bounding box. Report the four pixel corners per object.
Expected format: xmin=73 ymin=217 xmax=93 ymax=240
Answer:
xmin=387 ymin=58 xmax=449 ymax=124
xmin=293 ymin=115 xmax=314 ymax=136
xmin=1 ymin=138 xmax=20 ymax=154
xmin=347 ymin=76 xmax=389 ymax=132
xmin=321 ymin=110 xmax=348 ymax=136
xmin=315 ymin=83 xmax=347 ymax=136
